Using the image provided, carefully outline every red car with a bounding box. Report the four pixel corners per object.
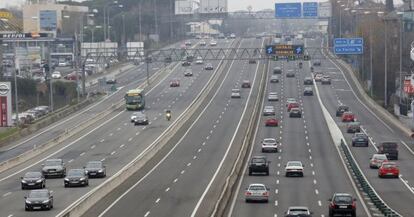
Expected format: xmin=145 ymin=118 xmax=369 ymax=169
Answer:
xmin=170 ymin=79 xmax=180 ymax=87
xmin=64 ymin=72 xmax=81 ymax=81
xmin=287 ymin=102 xmax=299 ymax=112
xmin=378 ymin=162 xmax=399 ymax=178
xmin=265 ymin=118 xmax=278 ymax=127
xmin=341 ymin=112 xmax=355 ymax=122
xmin=242 ymin=80 xmax=251 ymax=88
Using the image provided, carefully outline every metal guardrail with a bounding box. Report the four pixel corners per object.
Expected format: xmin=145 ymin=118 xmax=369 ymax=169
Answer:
xmin=340 ymin=139 xmax=401 ymax=217
xmin=410 ymin=41 xmax=414 ymax=62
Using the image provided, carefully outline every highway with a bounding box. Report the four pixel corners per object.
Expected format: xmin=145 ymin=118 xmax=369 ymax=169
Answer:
xmin=82 ymin=38 xmax=265 ymax=217
xmin=0 ymin=38 xmax=235 ymax=217
xmin=227 ymin=39 xmax=368 ymax=217
xmin=308 ymin=36 xmax=414 ymax=216
xmin=0 ymin=40 xmax=197 ymax=162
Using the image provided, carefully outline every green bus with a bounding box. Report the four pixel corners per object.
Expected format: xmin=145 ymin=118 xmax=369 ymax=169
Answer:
xmin=125 ymin=88 xmax=145 ymax=110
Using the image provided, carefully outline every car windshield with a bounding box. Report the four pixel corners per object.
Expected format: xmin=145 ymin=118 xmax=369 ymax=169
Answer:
xmin=289 ymin=209 xmax=309 ymax=215
xmin=374 ymin=155 xmax=387 ymax=160
xmin=252 ymin=158 xmax=266 ymax=164
xmin=355 ymin=133 xmax=365 ymax=138
xmin=264 ymin=138 xmax=276 ymax=143
xmin=24 ymin=172 xmax=41 ymax=178
xmin=334 ymin=196 xmax=352 ymax=203
xmin=383 ymin=163 xmax=396 ymax=168
xmin=232 ymin=89 xmax=240 ymax=93
xmin=86 ymin=162 xmax=102 ymax=169
xmin=29 ymin=191 xmax=48 ymax=198
xmin=68 ymin=169 xmax=84 ymax=176
xmin=288 ymin=162 xmax=302 ymax=167
xmin=44 ymin=159 xmax=61 ymax=166
xmin=249 ymin=185 xmax=266 ymax=191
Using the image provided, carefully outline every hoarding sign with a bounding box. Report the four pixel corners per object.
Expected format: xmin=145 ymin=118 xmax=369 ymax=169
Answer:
xmin=0 ymin=82 xmax=12 ymax=127
xmin=200 ymin=0 xmax=227 ymax=13
xmin=175 ymin=0 xmax=194 ymax=15
xmin=404 ymin=78 xmax=414 ymax=94
xmin=39 ymin=10 xmax=57 ymax=31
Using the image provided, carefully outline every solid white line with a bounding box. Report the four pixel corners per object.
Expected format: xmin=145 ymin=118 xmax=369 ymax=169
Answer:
xmin=155 ymin=198 xmax=160 ymax=203
xmin=3 ymin=192 xmax=11 ymax=197
xmin=165 ymin=187 xmax=170 ymax=192
xmin=144 ymin=211 xmax=150 ymax=217
xmin=110 ymin=151 xmax=116 ymax=155
xmin=80 ymin=152 xmax=85 ymax=156
xmin=275 ymin=200 xmax=278 ymax=206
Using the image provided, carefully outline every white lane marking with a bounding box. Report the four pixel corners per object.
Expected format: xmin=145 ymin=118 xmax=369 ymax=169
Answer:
xmin=173 ymin=178 xmax=178 ymax=183
xmin=187 ymin=163 xmax=191 ymax=167
xmin=110 ymin=151 xmax=116 ymax=155
xmin=193 ymin=156 xmax=197 ymax=160
xmin=315 ymin=189 xmax=319 ymax=195
xmin=3 ymin=192 xmax=11 ymax=197
xmin=144 ymin=211 xmax=150 ymax=217
xmin=313 ymin=179 xmax=317 ymax=185
xmin=68 ymin=159 xmax=74 ymax=163
xmin=206 ymin=136 xmax=210 ymax=140
xmin=318 ymin=200 xmax=322 ymax=206
xmin=100 ymin=158 xmax=106 ymax=162
xmin=109 ymin=133 xmax=113 ymax=136
xmin=198 ymin=149 xmax=202 ymax=153
xmin=165 ymin=187 xmax=170 ymax=192
xmin=277 ymin=171 xmax=280 ymax=175
xmin=136 ymin=132 xmax=140 ymax=136
xmin=117 ymin=128 xmax=121 ymax=131
xmin=276 ymin=179 xmax=280 ymax=184
xmin=181 ymin=170 xmax=185 ymax=174
xmin=202 ymin=142 xmax=206 ymax=146
xmin=275 ymin=200 xmax=278 ymax=206
xmin=310 ymin=163 xmax=314 ymax=167
xmin=312 ymin=171 xmax=315 ymax=176
xmin=80 ymin=152 xmax=85 ymax=156
xmin=124 ymin=123 xmax=127 ymax=126
xmin=91 ymin=145 xmax=96 ymax=149
xmin=275 ymin=189 xmax=278 ymax=194
xmin=100 ymin=139 xmax=105 ymax=143
xmin=120 ymin=144 xmax=125 ymax=148
xmin=128 ymin=137 xmax=133 ymax=142
xmin=155 ymin=198 xmax=160 ymax=203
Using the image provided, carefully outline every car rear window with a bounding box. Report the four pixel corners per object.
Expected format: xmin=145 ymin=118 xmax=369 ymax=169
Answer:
xmin=249 ymin=185 xmax=266 ymax=191
xmin=334 ymin=196 xmax=352 ymax=203
xmin=252 ymin=158 xmax=266 ymax=164
xmin=381 ymin=143 xmax=398 ymax=150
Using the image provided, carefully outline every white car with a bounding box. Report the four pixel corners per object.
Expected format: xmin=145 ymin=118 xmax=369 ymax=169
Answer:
xmin=185 ymin=41 xmax=192 ymax=46
xmin=286 ymin=98 xmax=297 ymax=106
xmin=195 ymin=56 xmax=203 ymax=64
xmin=245 ymin=183 xmax=269 ymax=203
xmin=58 ymin=61 xmax=69 ymax=67
xmin=268 ymin=92 xmax=278 ymax=101
xmin=130 ymin=112 xmax=144 ymax=123
xmin=263 ymin=105 xmax=275 ymax=116
xmin=369 ymin=154 xmax=388 ymax=168
xmin=231 ymin=89 xmax=241 ymax=98
xmin=209 ymin=40 xmax=217 ymax=46
xmin=51 ymin=71 xmax=62 ymax=79
xmin=184 ymin=70 xmax=193 ymax=77
xmin=200 ymin=41 xmax=206 ymax=46
xmin=285 ymin=206 xmax=313 ymax=216
xmin=230 ymin=33 xmax=236 ymax=39
xmin=285 ymin=161 xmax=304 ymax=177
xmin=262 ymin=138 xmax=279 ymax=153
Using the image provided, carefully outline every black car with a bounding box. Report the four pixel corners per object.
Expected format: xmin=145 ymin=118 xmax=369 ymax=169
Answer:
xmin=377 ymin=142 xmax=399 ymax=160
xmin=286 ymin=71 xmax=295 ymax=77
xmin=304 ymin=77 xmax=313 ymax=85
xmin=313 ymin=60 xmax=321 ymax=66
xmin=134 ymin=113 xmax=149 ymax=125
xmin=328 ymin=193 xmax=356 ymax=217
xmin=84 ymin=161 xmax=106 ymax=178
xmin=352 ymin=132 xmax=369 ymax=147
xmin=303 ymin=87 xmax=313 ymax=96
xmin=289 ymin=108 xmax=302 ymax=118
xmin=182 ymin=61 xmax=191 ymax=66
xmin=186 ymin=55 xmax=194 ymax=62
xmin=248 ymin=59 xmax=256 ymax=64
xmin=41 ymin=159 xmax=66 ymax=178
xmin=248 ymin=156 xmax=270 ymax=176
xmin=21 ymin=172 xmax=46 ymax=190
xmin=64 ymin=169 xmax=89 ymax=187
xmin=336 ymin=105 xmax=349 ymax=117
xmin=25 ymin=189 xmax=53 ymax=211
xmin=164 ymin=56 xmax=172 ymax=63
xmin=346 ymin=122 xmax=361 ymax=133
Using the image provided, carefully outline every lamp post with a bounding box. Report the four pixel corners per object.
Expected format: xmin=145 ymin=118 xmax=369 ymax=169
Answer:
xmin=397 ymin=11 xmax=404 ymax=105
xmin=84 ymin=25 xmax=102 ymax=43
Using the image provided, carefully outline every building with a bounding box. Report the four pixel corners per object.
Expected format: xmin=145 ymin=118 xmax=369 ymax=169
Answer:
xmin=23 ymin=0 xmax=88 ymax=37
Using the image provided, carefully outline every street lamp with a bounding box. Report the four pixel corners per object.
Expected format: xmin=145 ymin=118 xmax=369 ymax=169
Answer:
xmin=107 ymin=4 xmax=124 ymax=41
xmin=340 ymin=5 xmax=346 ymax=37
xmin=397 ymin=11 xmax=404 ymax=105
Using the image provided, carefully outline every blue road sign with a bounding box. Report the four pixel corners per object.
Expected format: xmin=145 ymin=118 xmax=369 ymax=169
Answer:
xmin=334 ymin=37 xmax=364 ymax=55
xmin=294 ymin=45 xmax=304 ymax=54
xmin=275 ymin=3 xmax=302 ymax=18
xmin=334 ymin=46 xmax=363 ymax=54
xmin=266 ymin=45 xmax=274 ymax=55
xmin=303 ymin=2 xmax=318 ymax=17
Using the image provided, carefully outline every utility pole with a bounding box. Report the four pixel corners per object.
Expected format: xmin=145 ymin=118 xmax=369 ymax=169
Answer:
xmin=13 ymin=42 xmax=19 ymax=127
xmin=154 ymin=0 xmax=159 ymax=45
xmin=139 ymin=1 xmax=142 ymax=41
xmin=384 ymin=18 xmax=388 ymax=107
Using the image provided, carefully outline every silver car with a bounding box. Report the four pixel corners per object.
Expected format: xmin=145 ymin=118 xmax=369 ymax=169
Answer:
xmin=130 ymin=112 xmax=143 ymax=122
xmin=285 ymin=206 xmax=313 ymax=217
xmin=245 ymin=183 xmax=269 ymax=203
xmin=286 ymin=98 xmax=297 ymax=106
xmin=231 ymin=89 xmax=241 ymax=98
xmin=285 ymin=161 xmax=304 ymax=177
xmin=262 ymin=138 xmax=278 ymax=152
xmin=369 ymin=154 xmax=388 ymax=168
xmin=268 ymin=92 xmax=279 ymax=101
xmin=244 ymin=183 xmax=269 ymax=203
xmin=263 ymin=106 xmax=275 ymax=116
xmin=270 ymin=75 xmax=279 ymax=83
xmin=41 ymin=159 xmax=66 ymax=178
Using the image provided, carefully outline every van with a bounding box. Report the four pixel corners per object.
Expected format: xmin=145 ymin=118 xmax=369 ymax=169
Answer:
xmin=377 ymin=142 xmax=398 ymax=160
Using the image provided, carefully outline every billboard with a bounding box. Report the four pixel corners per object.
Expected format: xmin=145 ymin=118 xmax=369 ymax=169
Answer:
xmin=175 ymin=0 xmax=195 ymax=15
xmin=275 ymin=3 xmax=302 ymax=18
xmin=39 ymin=10 xmax=57 ymax=31
xmin=0 ymin=82 xmax=12 ymax=127
xmin=200 ymin=0 xmax=227 ymax=14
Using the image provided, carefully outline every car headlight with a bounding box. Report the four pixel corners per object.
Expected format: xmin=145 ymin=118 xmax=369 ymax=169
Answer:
xmin=25 ymin=200 xmax=32 ymax=204
xmin=80 ymin=177 xmax=85 ymax=181
xmin=42 ymin=199 xmax=50 ymax=204
xmin=21 ymin=180 xmax=27 ymax=183
xmin=36 ymin=179 xmax=43 ymax=183
xmin=64 ymin=178 xmax=69 ymax=181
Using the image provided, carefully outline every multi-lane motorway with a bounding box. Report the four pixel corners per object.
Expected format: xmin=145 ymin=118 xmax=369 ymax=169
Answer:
xmin=2 ymin=34 xmax=414 ymax=217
